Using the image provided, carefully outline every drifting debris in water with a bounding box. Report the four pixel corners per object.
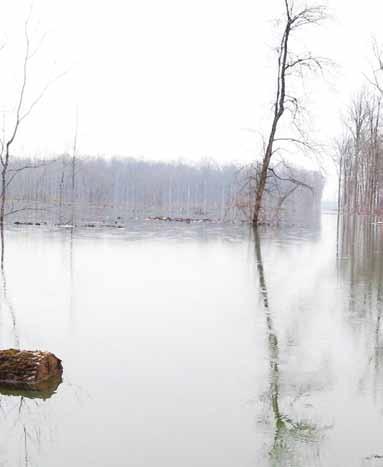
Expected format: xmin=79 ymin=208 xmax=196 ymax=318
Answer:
xmin=146 ymin=216 xmax=214 ymax=223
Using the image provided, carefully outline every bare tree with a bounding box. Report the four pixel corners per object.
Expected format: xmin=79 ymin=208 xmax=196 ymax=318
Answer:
xmin=233 ymin=159 xmax=323 ymax=225
xmin=70 ymin=110 xmax=79 ymax=227
xmin=0 ymin=19 xmax=31 ymax=230
xmin=0 ymin=13 xmax=65 ymax=263
xmin=337 ymin=90 xmax=382 ymax=219
xmin=252 ymin=0 xmax=327 ymax=225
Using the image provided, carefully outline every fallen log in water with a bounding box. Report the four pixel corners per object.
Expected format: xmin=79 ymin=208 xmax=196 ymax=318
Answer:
xmin=0 ymin=349 xmax=63 ymax=392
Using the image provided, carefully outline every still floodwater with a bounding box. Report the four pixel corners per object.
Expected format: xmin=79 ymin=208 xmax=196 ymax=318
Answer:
xmin=0 ymin=214 xmax=381 ymax=466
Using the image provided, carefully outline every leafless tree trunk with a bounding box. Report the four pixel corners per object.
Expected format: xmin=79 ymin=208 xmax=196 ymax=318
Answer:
xmin=58 ymin=157 xmax=66 ymax=224
xmin=70 ymin=112 xmax=79 ymax=227
xmin=252 ymin=0 xmax=327 ymax=225
xmin=0 ymin=20 xmax=31 ymax=265
xmin=0 ymin=16 xmax=61 ymax=263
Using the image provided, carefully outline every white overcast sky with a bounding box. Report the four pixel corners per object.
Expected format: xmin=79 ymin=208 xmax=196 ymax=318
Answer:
xmin=0 ymin=1 xmax=383 ymax=199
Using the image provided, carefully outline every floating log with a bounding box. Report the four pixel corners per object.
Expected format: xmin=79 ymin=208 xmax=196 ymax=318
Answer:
xmin=0 ymin=349 xmax=63 ymax=392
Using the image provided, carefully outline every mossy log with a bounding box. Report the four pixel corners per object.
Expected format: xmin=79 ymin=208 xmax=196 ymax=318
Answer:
xmin=0 ymin=349 xmax=63 ymax=390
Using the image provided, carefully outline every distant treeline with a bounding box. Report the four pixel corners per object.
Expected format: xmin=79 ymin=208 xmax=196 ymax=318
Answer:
xmin=4 ymin=156 xmax=324 ymax=225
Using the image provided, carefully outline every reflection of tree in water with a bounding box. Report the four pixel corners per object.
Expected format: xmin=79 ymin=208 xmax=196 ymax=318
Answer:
xmin=337 ymin=216 xmax=383 ymax=464
xmin=338 ymin=216 xmax=383 ymax=404
xmin=0 ymin=382 xmax=61 ymax=467
xmin=0 ymin=262 xmax=20 ymax=349
xmin=0 ymin=251 xmax=63 ymax=466
xmin=254 ymin=228 xmax=327 ymax=466
xmin=0 ymin=229 xmax=89 ymax=467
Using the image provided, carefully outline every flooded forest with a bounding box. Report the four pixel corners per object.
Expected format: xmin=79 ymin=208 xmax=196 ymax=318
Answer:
xmin=3 ymin=156 xmax=324 ymax=225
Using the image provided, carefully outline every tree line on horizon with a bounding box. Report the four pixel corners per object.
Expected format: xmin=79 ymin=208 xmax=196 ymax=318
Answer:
xmin=2 ymin=155 xmax=324 ymax=225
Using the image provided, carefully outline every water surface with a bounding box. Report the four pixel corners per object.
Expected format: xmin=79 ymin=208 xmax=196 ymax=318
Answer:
xmin=0 ymin=214 xmax=381 ymax=466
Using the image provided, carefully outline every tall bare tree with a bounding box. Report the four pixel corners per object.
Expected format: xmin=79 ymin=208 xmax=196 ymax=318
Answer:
xmin=0 ymin=14 xmax=63 ymax=264
xmin=252 ymin=0 xmax=327 ymax=225
xmin=0 ymin=19 xmax=31 ymax=229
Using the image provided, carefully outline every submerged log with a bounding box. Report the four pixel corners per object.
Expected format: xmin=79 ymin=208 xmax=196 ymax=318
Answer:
xmin=0 ymin=349 xmax=63 ymax=391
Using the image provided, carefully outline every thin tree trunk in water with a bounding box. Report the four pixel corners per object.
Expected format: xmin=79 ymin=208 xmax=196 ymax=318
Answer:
xmin=0 ymin=220 xmax=4 ymax=270
xmin=0 ymin=161 xmax=8 ymax=267
xmin=71 ymin=112 xmax=78 ymax=227
xmin=252 ymin=4 xmax=291 ymax=224
xmin=336 ymin=154 xmax=343 ymax=259
xmin=71 ymin=146 xmax=76 ymax=226
xmin=253 ymin=144 xmax=274 ymax=224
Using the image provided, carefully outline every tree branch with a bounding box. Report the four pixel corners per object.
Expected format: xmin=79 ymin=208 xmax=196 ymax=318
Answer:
xmin=4 ymin=206 xmax=48 ymax=217
xmin=6 ymin=159 xmax=58 ymax=189
xmin=267 ymin=167 xmax=314 ymax=193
